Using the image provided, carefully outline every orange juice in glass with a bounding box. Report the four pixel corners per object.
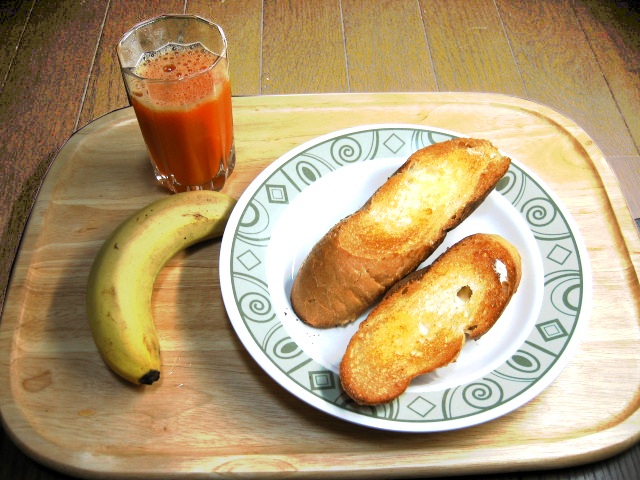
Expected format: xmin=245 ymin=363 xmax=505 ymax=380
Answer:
xmin=117 ymin=15 xmax=235 ymax=192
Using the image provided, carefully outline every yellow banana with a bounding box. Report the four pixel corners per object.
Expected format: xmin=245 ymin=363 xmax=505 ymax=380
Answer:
xmin=86 ymin=190 xmax=237 ymax=385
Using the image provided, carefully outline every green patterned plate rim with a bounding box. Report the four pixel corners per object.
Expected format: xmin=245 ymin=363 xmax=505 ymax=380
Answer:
xmin=219 ymin=124 xmax=592 ymax=432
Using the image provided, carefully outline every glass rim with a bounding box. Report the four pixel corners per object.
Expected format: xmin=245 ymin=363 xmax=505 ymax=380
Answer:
xmin=116 ymin=14 xmax=227 ymax=84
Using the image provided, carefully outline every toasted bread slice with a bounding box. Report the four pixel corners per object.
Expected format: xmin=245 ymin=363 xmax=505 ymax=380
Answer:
xmin=290 ymin=138 xmax=511 ymax=328
xmin=340 ymin=233 xmax=522 ymax=406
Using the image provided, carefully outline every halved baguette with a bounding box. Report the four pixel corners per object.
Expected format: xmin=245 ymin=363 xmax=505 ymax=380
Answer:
xmin=290 ymin=138 xmax=511 ymax=328
xmin=339 ymin=233 xmax=522 ymax=406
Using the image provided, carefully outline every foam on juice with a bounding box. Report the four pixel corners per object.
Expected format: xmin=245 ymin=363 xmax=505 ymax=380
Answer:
xmin=130 ymin=43 xmax=227 ymax=107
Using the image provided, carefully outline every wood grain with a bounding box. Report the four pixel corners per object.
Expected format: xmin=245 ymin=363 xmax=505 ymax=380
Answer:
xmin=261 ymin=0 xmax=348 ymax=94
xmin=0 ymin=0 xmax=33 ymax=90
xmin=77 ymin=0 xmax=185 ymax=129
xmin=573 ymin=0 xmax=640 ymax=153
xmin=342 ymin=0 xmax=437 ymax=92
xmin=496 ymin=0 xmax=636 ymax=158
xmin=1 ymin=93 xmax=638 ymax=479
xmin=418 ymin=0 xmax=525 ymax=95
xmin=0 ymin=0 xmax=108 ymax=309
xmin=187 ymin=0 xmax=263 ymax=96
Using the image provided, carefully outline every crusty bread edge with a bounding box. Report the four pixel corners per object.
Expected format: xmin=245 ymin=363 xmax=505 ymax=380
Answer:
xmin=291 ymin=139 xmax=512 ymax=328
xmin=339 ymin=233 xmax=523 ymax=405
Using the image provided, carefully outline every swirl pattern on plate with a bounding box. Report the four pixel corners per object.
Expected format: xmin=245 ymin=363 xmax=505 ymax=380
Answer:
xmin=222 ymin=126 xmax=590 ymax=429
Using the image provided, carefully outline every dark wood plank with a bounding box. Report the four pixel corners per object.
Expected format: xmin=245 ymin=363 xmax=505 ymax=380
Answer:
xmin=0 ymin=0 xmax=108 ymax=308
xmin=187 ymin=0 xmax=263 ymax=96
xmin=77 ymin=0 xmax=184 ymax=128
xmin=573 ymin=0 xmax=640 ymax=154
xmin=341 ymin=0 xmax=437 ymax=92
xmin=495 ymin=0 xmax=636 ymax=158
xmin=0 ymin=0 xmax=33 ymax=90
xmin=418 ymin=0 xmax=525 ymax=95
xmin=261 ymin=0 xmax=347 ymax=94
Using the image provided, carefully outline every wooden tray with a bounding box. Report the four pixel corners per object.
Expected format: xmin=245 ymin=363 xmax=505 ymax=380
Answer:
xmin=1 ymin=93 xmax=639 ymax=479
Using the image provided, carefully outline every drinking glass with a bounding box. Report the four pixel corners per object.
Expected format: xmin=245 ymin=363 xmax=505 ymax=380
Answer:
xmin=117 ymin=14 xmax=235 ymax=192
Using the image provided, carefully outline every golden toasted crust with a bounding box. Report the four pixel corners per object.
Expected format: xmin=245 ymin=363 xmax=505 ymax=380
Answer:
xmin=339 ymin=233 xmax=522 ymax=406
xmin=290 ymin=138 xmax=511 ymax=328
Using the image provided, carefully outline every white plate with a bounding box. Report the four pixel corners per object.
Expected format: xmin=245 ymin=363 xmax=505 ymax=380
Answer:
xmin=219 ymin=124 xmax=592 ymax=432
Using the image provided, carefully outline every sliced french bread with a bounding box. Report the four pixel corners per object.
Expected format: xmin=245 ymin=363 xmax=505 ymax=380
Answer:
xmin=290 ymin=138 xmax=511 ymax=328
xmin=340 ymin=233 xmax=522 ymax=406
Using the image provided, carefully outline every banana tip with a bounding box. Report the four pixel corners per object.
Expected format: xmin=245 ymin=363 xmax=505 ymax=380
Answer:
xmin=139 ymin=370 xmax=160 ymax=385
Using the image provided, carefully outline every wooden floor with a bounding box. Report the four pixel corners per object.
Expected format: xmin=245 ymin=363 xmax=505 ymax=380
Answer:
xmin=1 ymin=0 xmax=639 ymax=479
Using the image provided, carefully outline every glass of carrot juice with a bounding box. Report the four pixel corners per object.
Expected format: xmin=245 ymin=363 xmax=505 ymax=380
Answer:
xmin=116 ymin=15 xmax=235 ymax=193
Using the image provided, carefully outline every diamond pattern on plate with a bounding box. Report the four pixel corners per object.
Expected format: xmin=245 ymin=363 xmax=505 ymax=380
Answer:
xmin=536 ymin=319 xmax=569 ymax=342
xmin=266 ymin=184 xmax=289 ymax=204
xmin=237 ymin=250 xmax=261 ymax=271
xmin=309 ymin=370 xmax=336 ymax=391
xmin=408 ymin=397 xmax=436 ymax=417
xmin=547 ymin=244 xmax=572 ymax=265
xmin=383 ymin=133 xmax=405 ymax=154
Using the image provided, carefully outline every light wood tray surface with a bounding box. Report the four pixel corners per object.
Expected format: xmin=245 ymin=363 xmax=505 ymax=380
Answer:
xmin=1 ymin=93 xmax=639 ymax=478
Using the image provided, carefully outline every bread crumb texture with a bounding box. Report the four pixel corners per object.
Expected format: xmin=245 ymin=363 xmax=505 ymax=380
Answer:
xmin=340 ymin=233 xmax=522 ymax=406
xmin=341 ymin=139 xmax=506 ymax=255
xmin=291 ymin=138 xmax=511 ymax=328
